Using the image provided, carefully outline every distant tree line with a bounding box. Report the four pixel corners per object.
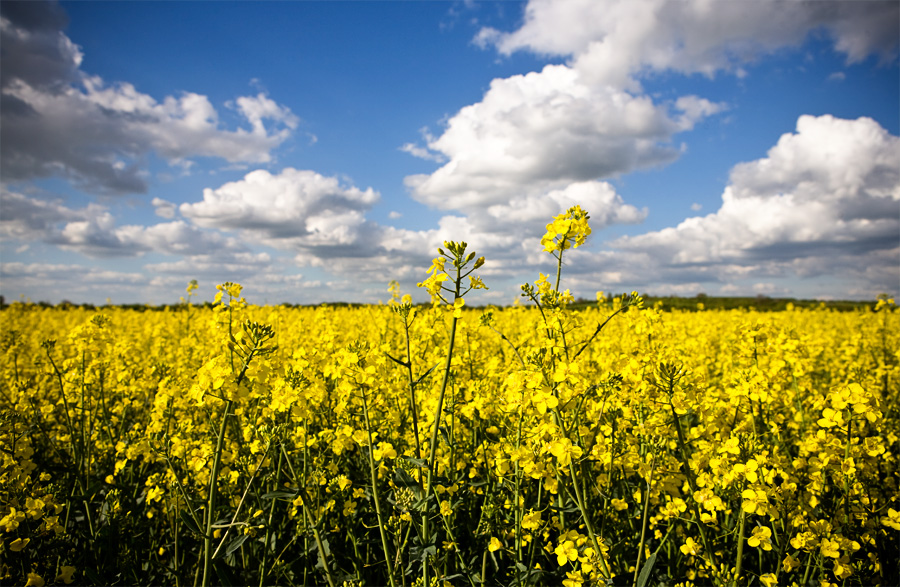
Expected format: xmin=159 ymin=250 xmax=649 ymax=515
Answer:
xmin=0 ymin=293 xmax=878 ymax=312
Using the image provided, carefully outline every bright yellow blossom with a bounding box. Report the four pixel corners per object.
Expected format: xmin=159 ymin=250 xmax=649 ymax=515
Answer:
xmin=680 ymin=537 xmax=700 ymax=556
xmin=883 ymin=508 xmax=900 ymax=530
xmin=555 ymin=540 xmax=579 ymax=566
xmin=748 ymin=525 xmax=773 ymax=550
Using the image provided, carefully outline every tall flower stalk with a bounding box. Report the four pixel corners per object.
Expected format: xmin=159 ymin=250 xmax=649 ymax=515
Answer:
xmin=416 ymin=241 xmax=486 ymax=585
xmin=518 ymin=206 xmax=637 ymax=583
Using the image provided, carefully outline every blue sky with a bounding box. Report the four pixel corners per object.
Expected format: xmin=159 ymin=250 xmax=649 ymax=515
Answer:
xmin=1 ymin=0 xmax=898 ymax=305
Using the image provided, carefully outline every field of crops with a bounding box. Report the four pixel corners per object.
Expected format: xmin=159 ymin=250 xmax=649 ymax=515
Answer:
xmin=2 ymin=209 xmax=898 ymax=587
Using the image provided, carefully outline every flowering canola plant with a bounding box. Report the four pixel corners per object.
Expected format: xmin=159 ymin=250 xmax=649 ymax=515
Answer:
xmin=1 ymin=208 xmax=899 ymax=587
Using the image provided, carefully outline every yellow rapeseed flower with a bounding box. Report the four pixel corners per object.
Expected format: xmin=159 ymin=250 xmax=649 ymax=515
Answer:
xmin=883 ymin=508 xmax=900 ymax=530
xmin=680 ymin=537 xmax=700 ymax=556
xmin=748 ymin=526 xmax=773 ymax=550
xmin=9 ymin=537 xmax=29 ymax=551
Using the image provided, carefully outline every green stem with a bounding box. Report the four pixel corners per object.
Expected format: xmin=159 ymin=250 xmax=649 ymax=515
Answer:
xmin=348 ymin=531 xmax=364 ymax=582
xmin=361 ymin=384 xmax=397 ymax=587
xmin=80 ymin=350 xmax=88 ymax=489
xmin=733 ymin=507 xmax=746 ymax=587
xmin=45 ymin=347 xmax=79 ymax=468
xmin=554 ymin=248 xmax=564 ymax=294
xmin=600 ymin=418 xmax=618 ymax=538
xmin=280 ymin=445 xmax=336 ymax=587
xmin=299 ymin=490 xmax=337 ymax=587
xmin=514 ymin=407 xmax=525 ymax=568
xmin=633 ymin=459 xmax=655 ymax=587
xmin=421 ymin=247 xmax=473 ymax=585
xmin=844 ymin=415 xmax=853 ymax=529
xmin=573 ymin=304 xmax=632 ymax=360
xmin=260 ymin=447 xmax=284 ymax=587
xmin=551 ymin=400 xmax=608 ymax=577
xmin=173 ymin=494 xmax=181 ymax=587
xmin=404 ymin=318 xmax=423 ymax=461
xmin=211 ymin=442 xmax=271 ymax=559
xmin=423 ymin=312 xmax=458 ymax=584
xmin=566 ymin=457 xmax=611 ymax=580
xmin=801 ymin=549 xmax=814 ymax=586
xmin=487 ymin=324 xmax=525 ymax=367
xmin=202 ymin=399 xmax=233 ymax=587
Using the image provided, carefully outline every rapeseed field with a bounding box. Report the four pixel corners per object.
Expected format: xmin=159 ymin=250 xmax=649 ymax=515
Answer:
xmin=2 ymin=208 xmax=898 ymax=587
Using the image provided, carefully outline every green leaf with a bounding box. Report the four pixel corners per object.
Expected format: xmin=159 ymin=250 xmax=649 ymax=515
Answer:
xmin=225 ymin=533 xmax=250 ymax=556
xmin=315 ymin=538 xmax=332 ymax=570
xmin=400 ymin=455 xmax=427 ymax=468
xmin=262 ymin=490 xmax=298 ymax=500
xmin=413 ymin=363 xmax=440 ymax=387
xmin=439 ymin=426 xmax=454 ymax=448
xmin=636 ymin=552 xmax=657 ymax=587
xmin=384 ymin=352 xmax=409 ymax=367
xmin=179 ymin=509 xmax=203 ymax=537
xmin=394 ymin=467 xmax=419 ymax=488
xmin=420 ymin=544 xmax=438 ymax=562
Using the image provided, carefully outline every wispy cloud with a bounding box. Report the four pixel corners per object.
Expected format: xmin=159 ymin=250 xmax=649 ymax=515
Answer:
xmin=0 ymin=2 xmax=299 ymax=195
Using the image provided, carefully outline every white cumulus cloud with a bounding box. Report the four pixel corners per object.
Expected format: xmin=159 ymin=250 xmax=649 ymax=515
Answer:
xmin=478 ymin=0 xmax=898 ymax=90
xmin=405 ymin=64 xmax=717 ymax=210
xmin=407 ymin=0 xmax=896 ymax=230
xmin=180 ymin=168 xmax=379 ymax=243
xmin=611 ymin=115 xmax=900 ymax=296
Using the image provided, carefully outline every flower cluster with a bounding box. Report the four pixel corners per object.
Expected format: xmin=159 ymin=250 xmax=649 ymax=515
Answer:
xmin=541 ymin=205 xmax=592 ymax=253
